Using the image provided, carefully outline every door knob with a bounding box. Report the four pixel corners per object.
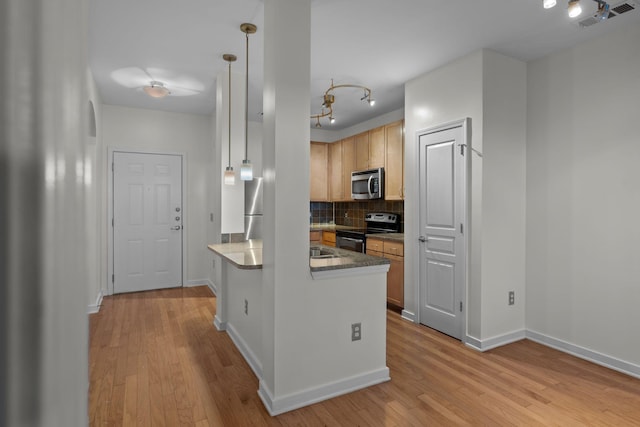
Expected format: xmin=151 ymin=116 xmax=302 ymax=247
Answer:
xmin=171 ymin=226 xmax=181 ymax=230
xmin=418 ymin=236 xmax=428 ymax=242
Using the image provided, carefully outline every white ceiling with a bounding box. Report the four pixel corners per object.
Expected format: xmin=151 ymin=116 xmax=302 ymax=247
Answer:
xmin=89 ymin=0 xmax=640 ymax=130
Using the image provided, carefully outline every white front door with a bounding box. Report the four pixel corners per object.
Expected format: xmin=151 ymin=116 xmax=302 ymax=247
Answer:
xmin=418 ymin=123 xmax=466 ymax=339
xmin=113 ymin=152 xmax=183 ymax=294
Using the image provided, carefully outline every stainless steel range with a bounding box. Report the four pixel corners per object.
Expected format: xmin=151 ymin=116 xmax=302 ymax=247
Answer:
xmin=335 ymin=212 xmax=401 ymax=253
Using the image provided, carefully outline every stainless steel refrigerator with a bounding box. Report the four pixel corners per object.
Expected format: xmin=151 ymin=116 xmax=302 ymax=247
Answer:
xmin=244 ymin=177 xmax=263 ymax=240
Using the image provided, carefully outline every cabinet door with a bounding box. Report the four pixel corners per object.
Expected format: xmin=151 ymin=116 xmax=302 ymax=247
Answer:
xmin=385 ymin=120 xmax=404 ymax=200
xmin=310 ymin=231 xmax=322 ymax=244
xmin=368 ymin=126 xmax=385 ymax=169
xmin=383 ymin=240 xmax=404 ymax=257
xmin=310 ymin=142 xmax=328 ymax=201
xmin=366 ymin=248 xmax=383 ymax=257
xmin=341 ymin=137 xmax=355 ymax=201
xmin=322 ymin=231 xmax=336 ymax=247
xmin=367 ymin=238 xmax=384 ymax=253
xmin=329 ymin=141 xmax=343 ymax=201
xmin=354 ymin=131 xmax=370 ymax=171
xmin=386 ymin=253 xmax=404 ymax=308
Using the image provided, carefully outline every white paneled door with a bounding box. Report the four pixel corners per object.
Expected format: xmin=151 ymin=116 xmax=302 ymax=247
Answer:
xmin=113 ymin=152 xmax=183 ymax=294
xmin=418 ymin=123 xmax=466 ymax=340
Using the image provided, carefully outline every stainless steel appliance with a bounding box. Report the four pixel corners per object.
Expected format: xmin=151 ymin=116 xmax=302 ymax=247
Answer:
xmin=351 ymin=167 xmax=384 ymax=200
xmin=244 ymin=177 xmax=263 ymax=240
xmin=335 ymin=212 xmax=401 ymax=253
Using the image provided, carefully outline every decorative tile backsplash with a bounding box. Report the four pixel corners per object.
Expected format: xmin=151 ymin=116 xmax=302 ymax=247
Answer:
xmin=310 ymin=201 xmax=404 ymax=232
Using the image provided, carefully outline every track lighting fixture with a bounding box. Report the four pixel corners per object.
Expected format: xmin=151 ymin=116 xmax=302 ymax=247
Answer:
xmin=311 ymin=79 xmax=374 ymax=128
xmin=568 ymin=0 xmax=583 ymax=17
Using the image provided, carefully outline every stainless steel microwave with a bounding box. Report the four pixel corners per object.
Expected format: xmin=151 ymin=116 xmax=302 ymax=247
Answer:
xmin=351 ymin=167 xmax=384 ymax=200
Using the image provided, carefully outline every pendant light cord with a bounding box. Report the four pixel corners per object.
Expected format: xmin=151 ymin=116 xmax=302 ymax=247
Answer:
xmin=244 ymin=31 xmax=249 ymax=161
xmin=228 ymin=61 xmax=232 ymax=168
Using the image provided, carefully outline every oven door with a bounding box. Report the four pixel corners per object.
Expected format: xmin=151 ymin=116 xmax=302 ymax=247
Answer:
xmin=336 ymin=235 xmax=365 ymax=253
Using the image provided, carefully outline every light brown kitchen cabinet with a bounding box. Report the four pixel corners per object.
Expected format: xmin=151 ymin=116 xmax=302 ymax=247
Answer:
xmin=354 ymin=132 xmax=370 ymax=171
xmin=384 ymin=120 xmax=404 ymax=200
xmin=368 ymin=126 xmax=385 ymax=169
xmin=329 ymin=141 xmax=343 ymax=201
xmin=310 ymin=142 xmax=328 ymax=201
xmin=367 ymin=238 xmax=404 ymax=308
xmin=310 ymin=230 xmax=322 ymax=245
xmin=321 ymin=230 xmax=336 ymax=247
xmin=341 ymin=137 xmax=355 ymax=201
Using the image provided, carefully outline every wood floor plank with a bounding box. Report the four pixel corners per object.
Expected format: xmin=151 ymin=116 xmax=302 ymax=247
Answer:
xmin=90 ymin=286 xmax=640 ymax=426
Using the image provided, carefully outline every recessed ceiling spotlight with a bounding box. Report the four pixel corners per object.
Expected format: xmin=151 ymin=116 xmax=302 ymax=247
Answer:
xmin=568 ymin=0 xmax=583 ymax=17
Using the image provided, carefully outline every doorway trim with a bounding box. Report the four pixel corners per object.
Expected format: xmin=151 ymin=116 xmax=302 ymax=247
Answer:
xmin=107 ymin=147 xmax=187 ymax=295
xmin=412 ymin=118 xmax=470 ymax=343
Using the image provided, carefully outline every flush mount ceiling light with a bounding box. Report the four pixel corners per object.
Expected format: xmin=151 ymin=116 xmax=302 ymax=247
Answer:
xmin=143 ymin=81 xmax=170 ymax=98
xmin=311 ymin=79 xmax=375 ymax=128
xmin=223 ymin=54 xmax=237 ymax=186
xmin=240 ymin=23 xmax=256 ymax=181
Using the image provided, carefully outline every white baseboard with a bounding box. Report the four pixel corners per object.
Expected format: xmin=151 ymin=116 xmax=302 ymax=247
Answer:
xmin=225 ymin=323 xmax=262 ymax=379
xmin=526 ymin=329 xmax=640 ymax=380
xmin=87 ymin=291 xmax=104 ymax=314
xmin=257 ymin=367 xmax=390 ymax=416
xmin=214 ymin=315 xmax=226 ymax=331
xmin=465 ymin=329 xmax=526 ymax=352
xmin=401 ymin=309 xmax=416 ymax=322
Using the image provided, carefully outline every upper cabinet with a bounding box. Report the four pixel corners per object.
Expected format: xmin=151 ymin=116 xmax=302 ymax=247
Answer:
xmin=310 ymin=141 xmax=329 ymax=201
xmin=354 ymin=132 xmax=370 ymax=171
xmin=384 ymin=120 xmax=404 ymax=200
xmin=329 ymin=140 xmax=343 ymax=201
xmin=310 ymin=119 xmax=404 ymax=202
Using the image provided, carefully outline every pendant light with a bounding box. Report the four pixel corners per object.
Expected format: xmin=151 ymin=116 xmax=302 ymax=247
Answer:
xmin=223 ymin=54 xmax=237 ymax=186
xmin=568 ymin=0 xmax=583 ymax=17
xmin=240 ymin=23 xmax=257 ymax=181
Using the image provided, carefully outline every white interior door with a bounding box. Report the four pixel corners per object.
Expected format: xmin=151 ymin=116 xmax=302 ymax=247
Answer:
xmin=113 ymin=152 xmax=183 ymax=293
xmin=418 ymin=124 xmax=466 ymax=339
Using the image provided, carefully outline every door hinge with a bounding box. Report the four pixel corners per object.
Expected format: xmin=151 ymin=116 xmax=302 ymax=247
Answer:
xmin=112 ymin=162 xmax=114 ymax=171
xmin=460 ymin=223 xmax=463 ymax=234
xmin=460 ymin=144 xmax=465 ymax=156
xmin=460 ymin=301 xmax=463 ymax=312
xmin=112 ymin=218 xmax=114 ymax=227
xmin=112 ymin=274 xmax=114 ymax=283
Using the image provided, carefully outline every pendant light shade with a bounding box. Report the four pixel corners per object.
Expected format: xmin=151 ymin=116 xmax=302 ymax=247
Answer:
xmin=543 ymin=0 xmax=557 ymax=9
xmin=240 ymin=23 xmax=256 ymax=181
xmin=223 ymin=54 xmax=237 ymax=186
xmin=568 ymin=0 xmax=582 ymax=17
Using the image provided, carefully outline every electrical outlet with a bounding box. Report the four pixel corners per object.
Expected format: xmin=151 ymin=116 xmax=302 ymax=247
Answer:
xmin=351 ymin=323 xmax=361 ymax=341
xmin=244 ymin=299 xmax=248 ymax=315
xmin=508 ymin=291 xmax=515 ymax=305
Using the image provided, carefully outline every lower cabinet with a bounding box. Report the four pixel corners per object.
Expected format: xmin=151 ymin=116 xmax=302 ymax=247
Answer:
xmin=310 ymin=230 xmax=322 ymax=245
xmin=321 ymin=231 xmax=336 ymax=247
xmin=367 ymin=238 xmax=404 ymax=308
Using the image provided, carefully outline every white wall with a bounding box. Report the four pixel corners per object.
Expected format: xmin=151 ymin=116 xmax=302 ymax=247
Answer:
xmin=101 ymin=105 xmax=214 ymax=287
xmin=87 ymin=69 xmax=105 ymax=311
xmin=404 ymin=49 xmax=527 ymax=345
xmin=2 ymin=0 xmax=90 ymax=424
xmin=526 ymin=23 xmax=640 ymax=367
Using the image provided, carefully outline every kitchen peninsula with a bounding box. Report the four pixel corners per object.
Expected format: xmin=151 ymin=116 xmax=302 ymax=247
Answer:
xmin=207 ymin=239 xmax=391 ymax=414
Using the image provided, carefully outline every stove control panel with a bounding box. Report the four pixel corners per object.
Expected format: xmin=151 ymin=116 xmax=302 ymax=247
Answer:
xmin=365 ymin=212 xmax=398 ymax=224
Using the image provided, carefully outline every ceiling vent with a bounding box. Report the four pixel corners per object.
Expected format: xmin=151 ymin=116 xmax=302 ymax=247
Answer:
xmin=578 ymin=0 xmax=638 ymax=27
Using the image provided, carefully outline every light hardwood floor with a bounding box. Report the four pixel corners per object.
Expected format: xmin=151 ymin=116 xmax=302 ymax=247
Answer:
xmin=90 ymin=286 xmax=640 ymax=426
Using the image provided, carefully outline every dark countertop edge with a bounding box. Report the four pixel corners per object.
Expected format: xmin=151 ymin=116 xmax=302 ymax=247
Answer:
xmin=308 ymin=244 xmax=390 ymax=272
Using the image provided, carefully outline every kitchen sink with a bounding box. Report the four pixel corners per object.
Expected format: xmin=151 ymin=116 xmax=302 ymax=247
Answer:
xmin=309 ymin=247 xmax=346 ymax=259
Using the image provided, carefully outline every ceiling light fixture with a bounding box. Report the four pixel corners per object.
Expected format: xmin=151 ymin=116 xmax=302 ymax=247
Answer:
xmin=143 ymin=81 xmax=170 ymax=98
xmin=311 ymin=79 xmax=374 ymax=128
xmin=240 ymin=23 xmax=257 ymax=181
xmin=223 ymin=54 xmax=237 ymax=186
xmin=595 ymin=0 xmax=611 ymax=19
xmin=543 ymin=0 xmax=557 ymax=8
xmin=568 ymin=0 xmax=583 ymax=17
